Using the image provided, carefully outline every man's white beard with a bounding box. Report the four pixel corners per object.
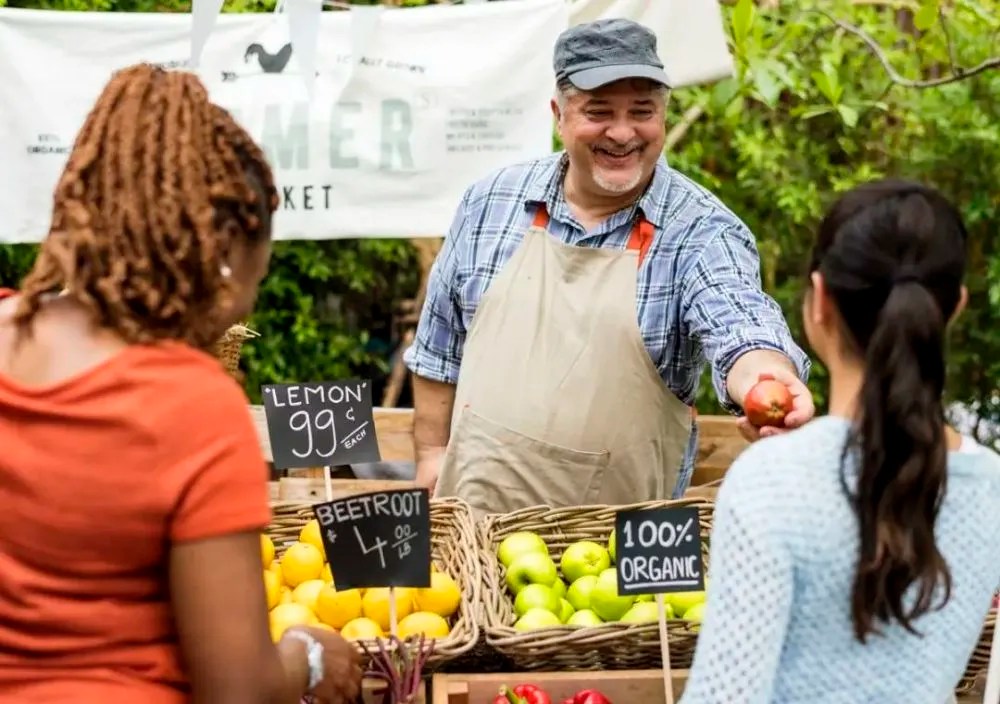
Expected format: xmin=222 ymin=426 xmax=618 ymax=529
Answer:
xmin=594 ymin=167 xmax=644 ymax=194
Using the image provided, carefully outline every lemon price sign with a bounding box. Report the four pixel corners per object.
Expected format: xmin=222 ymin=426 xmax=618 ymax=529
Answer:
xmin=261 ymin=379 xmax=381 ymax=470
xmin=312 ymin=488 xmax=431 ymax=590
xmin=613 ymin=506 xmax=704 ymax=596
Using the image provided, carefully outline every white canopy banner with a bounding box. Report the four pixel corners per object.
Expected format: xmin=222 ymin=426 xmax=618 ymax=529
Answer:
xmin=0 ymin=0 xmax=568 ymax=242
xmin=0 ymin=0 xmax=733 ymax=244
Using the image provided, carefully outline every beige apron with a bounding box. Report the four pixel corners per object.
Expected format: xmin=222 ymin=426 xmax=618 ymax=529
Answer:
xmin=434 ymin=204 xmax=693 ymax=516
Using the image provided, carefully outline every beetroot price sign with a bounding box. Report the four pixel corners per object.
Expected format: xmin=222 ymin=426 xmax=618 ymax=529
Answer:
xmin=613 ymin=507 xmax=704 ymax=596
xmin=312 ymin=488 xmax=431 ymax=590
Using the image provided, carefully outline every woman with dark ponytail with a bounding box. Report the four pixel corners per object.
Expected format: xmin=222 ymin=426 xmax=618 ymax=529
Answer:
xmin=680 ymin=180 xmax=1000 ymax=703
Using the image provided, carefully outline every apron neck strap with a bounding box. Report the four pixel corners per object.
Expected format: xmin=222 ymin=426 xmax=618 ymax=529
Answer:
xmin=531 ymin=204 xmax=655 ymax=267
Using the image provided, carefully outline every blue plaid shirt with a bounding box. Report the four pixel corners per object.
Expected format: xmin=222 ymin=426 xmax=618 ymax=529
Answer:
xmin=403 ymin=152 xmax=810 ymax=495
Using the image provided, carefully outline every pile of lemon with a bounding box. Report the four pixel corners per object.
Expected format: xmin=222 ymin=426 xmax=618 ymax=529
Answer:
xmin=262 ymin=519 xmax=463 ymax=644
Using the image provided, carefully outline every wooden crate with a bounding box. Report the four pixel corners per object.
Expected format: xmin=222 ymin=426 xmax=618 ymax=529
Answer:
xmin=275 ymin=477 xmax=416 ymax=503
xmin=429 ymin=670 xmax=987 ymax=704
xmin=363 ymin=678 xmax=427 ymax=704
xmin=430 ymin=670 xmax=689 ymax=704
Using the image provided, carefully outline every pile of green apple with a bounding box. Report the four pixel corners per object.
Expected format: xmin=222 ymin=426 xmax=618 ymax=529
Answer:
xmin=496 ymin=530 xmax=707 ymax=631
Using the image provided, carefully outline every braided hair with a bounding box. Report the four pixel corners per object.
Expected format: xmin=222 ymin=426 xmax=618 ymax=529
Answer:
xmin=14 ymin=63 xmax=279 ymax=349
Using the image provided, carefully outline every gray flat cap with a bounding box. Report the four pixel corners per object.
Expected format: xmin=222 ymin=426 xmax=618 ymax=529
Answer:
xmin=554 ymin=18 xmax=671 ymax=91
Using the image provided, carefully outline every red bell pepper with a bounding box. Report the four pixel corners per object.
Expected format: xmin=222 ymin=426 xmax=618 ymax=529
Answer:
xmin=492 ymin=684 xmax=552 ymax=704
xmin=569 ymin=690 xmax=612 ymax=704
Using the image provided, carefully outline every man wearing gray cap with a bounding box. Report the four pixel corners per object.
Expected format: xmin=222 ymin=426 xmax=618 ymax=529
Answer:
xmin=403 ymin=18 xmax=814 ymax=515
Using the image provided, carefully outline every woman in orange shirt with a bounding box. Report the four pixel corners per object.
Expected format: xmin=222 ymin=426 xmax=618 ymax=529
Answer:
xmin=0 ymin=64 xmax=362 ymax=704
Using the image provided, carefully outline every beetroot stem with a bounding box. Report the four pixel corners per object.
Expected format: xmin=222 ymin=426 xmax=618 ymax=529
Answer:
xmin=358 ymin=633 xmax=436 ymax=703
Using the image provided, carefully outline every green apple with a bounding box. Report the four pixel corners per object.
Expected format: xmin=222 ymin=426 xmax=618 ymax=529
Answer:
xmin=589 ymin=568 xmax=635 ymax=622
xmin=560 ymin=541 xmax=611 ymax=584
xmin=565 ymin=574 xmax=599 ymax=611
xmin=567 ymin=609 xmax=603 ymax=627
xmin=608 ymin=528 xmax=616 ymax=563
xmin=513 ymin=607 xmax=562 ymax=631
xmin=683 ymin=602 xmax=706 ymax=623
xmin=665 ymin=588 xmax=706 ymax=615
xmin=497 ymin=532 xmax=549 ymax=568
xmin=514 ymin=583 xmax=561 ymax=617
xmin=558 ymin=598 xmax=575 ymax=623
xmin=549 ymin=577 xmax=567 ymax=599
xmin=620 ymin=601 xmax=665 ymax=624
xmin=505 ymin=552 xmax=558 ymax=595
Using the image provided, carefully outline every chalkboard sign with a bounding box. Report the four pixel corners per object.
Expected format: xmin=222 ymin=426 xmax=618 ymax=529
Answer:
xmin=312 ymin=488 xmax=431 ymax=590
xmin=261 ymin=380 xmax=381 ymax=470
xmin=614 ymin=506 xmax=705 ymax=596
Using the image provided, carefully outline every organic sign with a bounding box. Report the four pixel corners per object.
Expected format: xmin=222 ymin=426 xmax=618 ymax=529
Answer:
xmin=312 ymin=488 xmax=431 ymax=590
xmin=614 ymin=506 xmax=705 ymax=595
xmin=261 ymin=380 xmax=380 ymax=469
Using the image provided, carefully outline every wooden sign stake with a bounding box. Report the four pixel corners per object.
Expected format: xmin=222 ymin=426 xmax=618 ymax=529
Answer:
xmin=657 ymin=593 xmax=675 ymax=704
xmin=389 ymin=589 xmax=399 ymax=637
xmin=322 ymin=465 xmax=334 ymax=502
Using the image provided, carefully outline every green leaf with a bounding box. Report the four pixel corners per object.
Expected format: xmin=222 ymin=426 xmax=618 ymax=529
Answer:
xmin=731 ymin=0 xmax=755 ymax=52
xmin=837 ymin=105 xmax=859 ymax=128
xmin=798 ymin=105 xmax=834 ymax=120
xmin=810 ymin=67 xmax=843 ymax=105
xmin=723 ymin=95 xmax=746 ymax=119
xmin=710 ymin=78 xmax=741 ymax=111
xmin=914 ymin=0 xmax=940 ymax=32
xmin=752 ymin=61 xmax=782 ymax=107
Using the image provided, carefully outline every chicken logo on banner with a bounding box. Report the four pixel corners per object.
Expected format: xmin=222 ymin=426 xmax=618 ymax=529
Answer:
xmin=245 ymin=42 xmax=294 ymax=74
xmin=189 ymin=0 xmax=321 ymax=94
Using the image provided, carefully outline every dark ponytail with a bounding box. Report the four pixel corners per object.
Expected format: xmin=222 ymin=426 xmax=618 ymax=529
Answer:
xmin=851 ymin=280 xmax=950 ymax=641
xmin=809 ymin=180 xmax=968 ymax=643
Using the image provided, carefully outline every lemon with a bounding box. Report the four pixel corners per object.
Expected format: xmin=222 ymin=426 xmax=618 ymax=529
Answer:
xmin=362 ymin=587 xmax=414 ymax=632
xmin=340 ymin=617 xmax=384 ymax=640
xmin=279 ymin=587 xmax=293 ymax=605
xmin=263 ymin=570 xmax=282 ymax=610
xmin=281 ymin=542 xmax=324 ymax=588
xmin=299 ymin=519 xmax=326 ymax=558
xmin=261 ymin=534 xmax=275 ymax=569
xmin=270 ymin=560 xmax=284 ymax=585
xmin=315 ymin=585 xmax=364 ymax=629
xmin=413 ymin=571 xmax=461 ymax=618
xmin=321 ymin=563 xmax=334 ymax=584
xmin=269 ymin=603 xmax=318 ymax=642
xmin=397 ymin=611 xmax=451 ymax=640
xmin=292 ymin=579 xmax=326 ymax=613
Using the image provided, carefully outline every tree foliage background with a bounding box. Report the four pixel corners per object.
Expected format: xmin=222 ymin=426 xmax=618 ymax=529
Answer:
xmin=0 ymin=0 xmax=997 ymax=446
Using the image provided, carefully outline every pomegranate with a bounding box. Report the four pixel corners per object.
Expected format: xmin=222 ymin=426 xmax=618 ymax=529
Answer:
xmin=743 ymin=379 xmax=793 ymax=428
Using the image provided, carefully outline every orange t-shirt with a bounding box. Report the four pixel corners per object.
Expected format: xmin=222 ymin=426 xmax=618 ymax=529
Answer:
xmin=0 ymin=314 xmax=271 ymax=702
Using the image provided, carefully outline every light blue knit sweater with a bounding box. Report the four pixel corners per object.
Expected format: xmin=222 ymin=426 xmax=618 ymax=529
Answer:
xmin=680 ymin=416 xmax=1000 ymax=704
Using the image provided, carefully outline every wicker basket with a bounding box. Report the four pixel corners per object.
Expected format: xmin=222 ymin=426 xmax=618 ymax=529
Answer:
xmin=265 ymin=497 xmax=482 ymax=669
xmin=268 ymin=501 xmax=314 ymax=550
xmin=480 ymin=498 xmax=715 ymax=672
xmin=211 ymin=323 xmax=258 ymax=377
xmin=957 ymin=607 xmax=996 ymax=694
